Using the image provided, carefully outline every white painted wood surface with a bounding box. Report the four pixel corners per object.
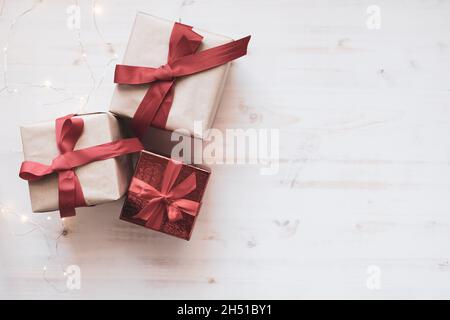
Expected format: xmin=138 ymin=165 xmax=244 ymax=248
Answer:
xmin=1 ymin=0 xmax=450 ymax=299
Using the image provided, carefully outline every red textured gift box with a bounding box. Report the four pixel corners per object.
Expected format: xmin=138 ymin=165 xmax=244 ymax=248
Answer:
xmin=120 ymin=150 xmax=210 ymax=240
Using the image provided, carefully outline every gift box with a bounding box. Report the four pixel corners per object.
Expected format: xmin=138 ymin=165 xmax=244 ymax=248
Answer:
xmin=120 ymin=151 xmax=210 ymax=240
xmin=110 ymin=12 xmax=250 ymax=139
xmin=19 ymin=112 xmax=142 ymax=215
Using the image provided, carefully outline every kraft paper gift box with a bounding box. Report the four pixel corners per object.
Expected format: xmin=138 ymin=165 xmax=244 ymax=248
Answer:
xmin=120 ymin=151 xmax=210 ymax=240
xmin=110 ymin=12 xmax=234 ymax=139
xmin=20 ymin=112 xmax=134 ymax=213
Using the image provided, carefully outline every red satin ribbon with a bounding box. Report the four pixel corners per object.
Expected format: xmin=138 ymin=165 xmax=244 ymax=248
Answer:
xmin=19 ymin=114 xmax=143 ymax=217
xmin=129 ymin=160 xmax=199 ymax=229
xmin=114 ymin=22 xmax=251 ymax=137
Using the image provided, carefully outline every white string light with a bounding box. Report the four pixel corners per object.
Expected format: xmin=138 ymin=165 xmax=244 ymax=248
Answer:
xmin=93 ymin=3 xmax=102 ymax=15
xmin=91 ymin=0 xmax=118 ymax=93
xmin=0 ymin=202 xmax=70 ymax=293
xmin=0 ymin=0 xmax=76 ymax=108
xmin=1 ymin=0 xmax=118 ymax=293
xmin=1 ymin=0 xmax=119 ymax=113
xmin=0 ymin=0 xmax=40 ymax=95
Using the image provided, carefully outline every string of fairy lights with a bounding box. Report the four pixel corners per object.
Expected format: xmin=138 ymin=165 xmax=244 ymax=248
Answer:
xmin=0 ymin=0 xmax=118 ymax=111
xmin=0 ymin=202 xmax=70 ymax=292
xmin=1 ymin=0 xmax=192 ymax=294
xmin=0 ymin=0 xmax=119 ymax=292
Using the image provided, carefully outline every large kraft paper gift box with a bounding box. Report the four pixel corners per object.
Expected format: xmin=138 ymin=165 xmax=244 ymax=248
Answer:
xmin=20 ymin=112 xmax=135 ymax=213
xmin=110 ymin=12 xmax=248 ymax=139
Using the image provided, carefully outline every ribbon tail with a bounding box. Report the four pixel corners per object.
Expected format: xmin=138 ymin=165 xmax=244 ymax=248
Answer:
xmin=73 ymin=173 xmax=87 ymax=208
xmin=58 ymin=171 xmax=78 ymax=218
xmin=170 ymin=35 xmax=251 ymax=77
xmin=167 ymin=204 xmax=183 ymax=222
xmin=144 ymin=203 xmax=166 ymax=230
xmin=59 ymin=207 xmax=76 ymax=218
xmin=114 ymin=65 xmax=159 ymax=84
xmin=133 ymin=198 xmax=163 ymax=220
xmin=151 ymin=85 xmax=175 ymax=129
xmin=172 ymin=199 xmax=200 ymax=217
xmin=131 ymin=81 xmax=174 ymax=137
xmin=19 ymin=161 xmax=53 ymax=181
xmin=133 ymin=201 xmax=166 ymax=230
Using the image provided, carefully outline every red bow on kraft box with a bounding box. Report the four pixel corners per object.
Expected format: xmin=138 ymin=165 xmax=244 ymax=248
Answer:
xmin=114 ymin=22 xmax=251 ymax=138
xmin=120 ymin=151 xmax=210 ymax=240
xmin=19 ymin=114 xmax=143 ymax=217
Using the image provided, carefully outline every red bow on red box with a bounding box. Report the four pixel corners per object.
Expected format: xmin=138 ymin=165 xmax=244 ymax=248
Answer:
xmin=129 ymin=159 xmax=200 ymax=229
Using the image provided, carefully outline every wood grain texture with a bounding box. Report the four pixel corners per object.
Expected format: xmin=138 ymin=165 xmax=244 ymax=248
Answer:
xmin=1 ymin=0 xmax=450 ymax=299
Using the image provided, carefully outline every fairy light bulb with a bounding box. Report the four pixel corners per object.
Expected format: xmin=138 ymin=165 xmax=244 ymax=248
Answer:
xmin=93 ymin=5 xmax=103 ymax=15
xmin=43 ymin=80 xmax=52 ymax=88
xmin=20 ymin=215 xmax=29 ymax=223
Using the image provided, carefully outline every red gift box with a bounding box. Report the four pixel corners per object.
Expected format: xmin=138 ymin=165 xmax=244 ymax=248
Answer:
xmin=120 ymin=150 xmax=210 ymax=240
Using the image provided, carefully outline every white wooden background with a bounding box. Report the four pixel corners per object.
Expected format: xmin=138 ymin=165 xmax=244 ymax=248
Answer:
xmin=1 ymin=0 xmax=450 ymax=299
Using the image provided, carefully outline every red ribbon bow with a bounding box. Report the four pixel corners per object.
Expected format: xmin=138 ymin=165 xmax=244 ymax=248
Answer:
xmin=114 ymin=22 xmax=251 ymax=138
xmin=19 ymin=114 xmax=143 ymax=217
xmin=129 ymin=160 xmax=199 ymax=229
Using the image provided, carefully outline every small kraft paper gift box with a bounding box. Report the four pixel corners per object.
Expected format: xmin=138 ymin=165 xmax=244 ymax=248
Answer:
xmin=19 ymin=112 xmax=143 ymax=217
xmin=120 ymin=151 xmax=210 ymax=240
xmin=110 ymin=12 xmax=251 ymax=139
